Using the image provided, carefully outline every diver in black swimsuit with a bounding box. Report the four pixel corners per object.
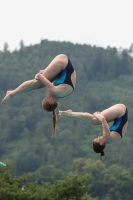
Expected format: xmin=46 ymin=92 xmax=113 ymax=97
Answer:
xmin=59 ymin=104 xmax=128 ymax=157
xmin=1 ymin=54 xmax=76 ymax=136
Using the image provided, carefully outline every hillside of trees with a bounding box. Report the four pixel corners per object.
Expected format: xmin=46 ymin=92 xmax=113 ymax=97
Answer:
xmin=0 ymin=40 xmax=133 ymax=200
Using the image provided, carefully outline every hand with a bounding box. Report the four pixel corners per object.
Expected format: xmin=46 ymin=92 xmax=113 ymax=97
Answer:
xmin=35 ymin=70 xmax=44 ymax=80
xmin=93 ymin=111 xmax=101 ymax=115
xmin=93 ymin=112 xmax=105 ymax=122
xmin=35 ymin=73 xmax=39 ymax=80
xmin=39 ymin=70 xmax=45 ymax=74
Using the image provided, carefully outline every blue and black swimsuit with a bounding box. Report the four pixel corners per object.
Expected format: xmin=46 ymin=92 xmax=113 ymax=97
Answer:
xmin=109 ymin=108 xmax=128 ymax=138
xmin=53 ymin=57 xmax=75 ymax=98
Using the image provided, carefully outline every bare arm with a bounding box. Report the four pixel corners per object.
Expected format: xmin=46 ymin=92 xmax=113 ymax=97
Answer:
xmin=93 ymin=112 xmax=112 ymax=138
xmin=38 ymin=73 xmax=62 ymax=95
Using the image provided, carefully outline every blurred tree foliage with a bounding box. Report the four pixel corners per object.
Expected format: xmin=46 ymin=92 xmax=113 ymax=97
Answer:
xmin=0 ymin=162 xmax=95 ymax=200
xmin=0 ymin=40 xmax=133 ymax=200
xmin=73 ymin=158 xmax=133 ymax=200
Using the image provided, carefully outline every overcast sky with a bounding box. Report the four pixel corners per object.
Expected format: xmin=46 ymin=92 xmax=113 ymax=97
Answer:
xmin=0 ymin=0 xmax=133 ymax=51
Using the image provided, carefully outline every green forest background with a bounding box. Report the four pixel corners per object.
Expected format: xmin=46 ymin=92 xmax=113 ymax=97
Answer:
xmin=0 ymin=40 xmax=133 ymax=200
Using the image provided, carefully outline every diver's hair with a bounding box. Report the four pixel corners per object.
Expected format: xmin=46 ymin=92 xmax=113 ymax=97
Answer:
xmin=42 ymin=99 xmax=58 ymax=112
xmin=52 ymin=110 xmax=58 ymax=137
xmin=93 ymin=141 xmax=105 ymax=157
xmin=42 ymin=99 xmax=58 ymax=137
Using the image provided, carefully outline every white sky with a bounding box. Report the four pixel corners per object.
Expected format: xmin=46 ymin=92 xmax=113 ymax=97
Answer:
xmin=0 ymin=0 xmax=133 ymax=51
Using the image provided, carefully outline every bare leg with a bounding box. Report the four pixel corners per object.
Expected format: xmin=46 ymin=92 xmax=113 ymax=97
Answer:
xmin=1 ymin=79 xmax=44 ymax=105
xmin=42 ymin=54 xmax=68 ymax=79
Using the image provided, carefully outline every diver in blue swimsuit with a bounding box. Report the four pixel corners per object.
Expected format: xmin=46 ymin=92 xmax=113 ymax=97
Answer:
xmin=1 ymin=54 xmax=76 ymax=137
xmin=53 ymin=58 xmax=75 ymax=97
xmin=109 ymin=108 xmax=128 ymax=138
xmin=59 ymin=104 xmax=128 ymax=157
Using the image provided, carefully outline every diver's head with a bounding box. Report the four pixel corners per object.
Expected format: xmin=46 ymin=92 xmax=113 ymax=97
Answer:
xmin=93 ymin=136 xmax=107 ymax=157
xmin=42 ymin=94 xmax=58 ymax=112
xmin=42 ymin=94 xmax=59 ymax=137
